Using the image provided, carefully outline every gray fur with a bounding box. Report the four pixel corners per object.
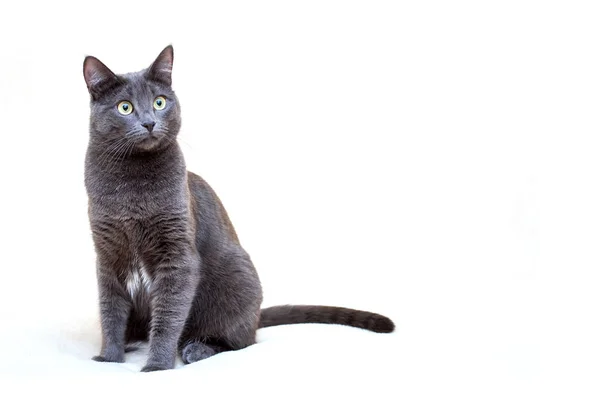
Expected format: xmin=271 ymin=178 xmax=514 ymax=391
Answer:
xmin=83 ymin=45 xmax=394 ymax=372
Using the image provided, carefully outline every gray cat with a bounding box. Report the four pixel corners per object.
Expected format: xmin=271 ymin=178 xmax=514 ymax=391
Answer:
xmin=83 ymin=45 xmax=394 ymax=372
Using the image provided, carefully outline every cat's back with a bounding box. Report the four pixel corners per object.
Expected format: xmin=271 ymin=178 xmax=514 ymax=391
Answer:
xmin=187 ymin=171 xmax=240 ymax=249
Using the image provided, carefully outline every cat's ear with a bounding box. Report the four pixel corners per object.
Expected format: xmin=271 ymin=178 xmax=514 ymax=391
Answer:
xmin=146 ymin=45 xmax=174 ymax=86
xmin=83 ymin=56 xmax=121 ymax=100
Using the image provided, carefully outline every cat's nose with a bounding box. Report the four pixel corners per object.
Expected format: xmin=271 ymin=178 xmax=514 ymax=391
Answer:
xmin=141 ymin=121 xmax=156 ymax=133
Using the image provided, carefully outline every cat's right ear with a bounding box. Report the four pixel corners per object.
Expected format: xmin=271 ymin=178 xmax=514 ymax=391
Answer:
xmin=83 ymin=56 xmax=121 ymax=100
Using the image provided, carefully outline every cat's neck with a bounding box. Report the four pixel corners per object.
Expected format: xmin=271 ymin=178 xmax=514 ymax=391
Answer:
xmin=84 ymin=140 xmax=189 ymax=218
xmin=85 ymin=139 xmax=186 ymax=186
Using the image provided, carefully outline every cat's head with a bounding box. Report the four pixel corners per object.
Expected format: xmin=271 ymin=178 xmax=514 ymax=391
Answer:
xmin=83 ymin=45 xmax=181 ymax=153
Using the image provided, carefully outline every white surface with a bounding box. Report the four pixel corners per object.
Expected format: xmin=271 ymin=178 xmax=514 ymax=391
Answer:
xmin=0 ymin=1 xmax=599 ymax=399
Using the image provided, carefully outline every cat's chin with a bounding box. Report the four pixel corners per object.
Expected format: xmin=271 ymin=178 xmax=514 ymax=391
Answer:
xmin=135 ymin=136 xmax=169 ymax=152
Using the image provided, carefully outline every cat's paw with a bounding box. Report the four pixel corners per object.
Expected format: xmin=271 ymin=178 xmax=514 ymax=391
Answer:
xmin=181 ymin=342 xmax=217 ymax=364
xmin=92 ymin=354 xmax=124 ymax=363
xmin=140 ymin=363 xmax=171 ymax=372
xmin=124 ymin=344 xmax=140 ymax=353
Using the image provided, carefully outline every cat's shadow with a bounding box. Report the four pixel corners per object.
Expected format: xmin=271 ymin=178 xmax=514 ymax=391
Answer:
xmin=60 ymin=317 xmax=158 ymax=369
xmin=64 ymin=317 xmax=240 ymax=370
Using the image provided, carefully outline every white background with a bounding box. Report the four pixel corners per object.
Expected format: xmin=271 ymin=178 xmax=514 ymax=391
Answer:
xmin=0 ymin=1 xmax=599 ymax=398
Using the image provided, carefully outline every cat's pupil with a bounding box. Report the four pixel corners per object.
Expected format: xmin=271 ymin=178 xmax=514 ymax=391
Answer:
xmin=156 ymin=100 xmax=162 ymax=106
xmin=122 ymin=104 xmax=129 ymax=110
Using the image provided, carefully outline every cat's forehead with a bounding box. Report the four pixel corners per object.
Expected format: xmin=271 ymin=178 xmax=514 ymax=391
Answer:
xmin=117 ymin=71 xmax=166 ymax=99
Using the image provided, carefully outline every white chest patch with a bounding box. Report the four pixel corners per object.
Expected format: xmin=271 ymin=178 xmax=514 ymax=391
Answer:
xmin=126 ymin=263 xmax=152 ymax=298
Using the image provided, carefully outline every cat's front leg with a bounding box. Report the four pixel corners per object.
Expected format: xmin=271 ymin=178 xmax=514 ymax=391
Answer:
xmin=92 ymin=255 xmax=132 ymax=363
xmin=141 ymin=251 xmax=199 ymax=372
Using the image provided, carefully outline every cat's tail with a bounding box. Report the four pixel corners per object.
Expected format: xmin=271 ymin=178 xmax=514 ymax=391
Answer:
xmin=258 ymin=305 xmax=395 ymax=333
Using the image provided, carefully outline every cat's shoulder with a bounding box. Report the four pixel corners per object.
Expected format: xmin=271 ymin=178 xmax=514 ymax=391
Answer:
xmin=186 ymin=170 xmax=213 ymax=195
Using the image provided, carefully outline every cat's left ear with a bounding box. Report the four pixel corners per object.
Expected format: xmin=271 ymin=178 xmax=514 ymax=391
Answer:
xmin=147 ymin=45 xmax=174 ymax=86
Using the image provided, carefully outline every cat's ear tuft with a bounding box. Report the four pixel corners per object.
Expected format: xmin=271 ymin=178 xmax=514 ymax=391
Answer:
xmin=147 ymin=45 xmax=174 ymax=86
xmin=83 ymin=56 xmax=120 ymax=100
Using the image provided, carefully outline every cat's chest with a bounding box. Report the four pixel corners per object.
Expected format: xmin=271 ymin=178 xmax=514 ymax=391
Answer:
xmin=125 ymin=256 xmax=153 ymax=300
xmin=91 ymin=176 xmax=186 ymax=219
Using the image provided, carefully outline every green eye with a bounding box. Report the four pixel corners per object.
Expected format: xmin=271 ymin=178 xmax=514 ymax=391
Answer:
xmin=117 ymin=101 xmax=133 ymax=115
xmin=153 ymin=96 xmax=167 ymax=110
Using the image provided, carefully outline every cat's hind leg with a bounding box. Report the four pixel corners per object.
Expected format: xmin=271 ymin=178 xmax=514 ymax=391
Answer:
xmin=178 ymin=249 xmax=261 ymax=365
xmin=178 ymin=319 xmax=257 ymax=364
xmin=179 ymin=339 xmax=229 ymax=364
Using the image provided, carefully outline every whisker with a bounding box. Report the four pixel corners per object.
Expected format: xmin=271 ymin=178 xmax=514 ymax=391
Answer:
xmin=97 ymin=137 xmax=130 ymax=167
xmin=104 ymin=137 xmax=135 ymax=173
